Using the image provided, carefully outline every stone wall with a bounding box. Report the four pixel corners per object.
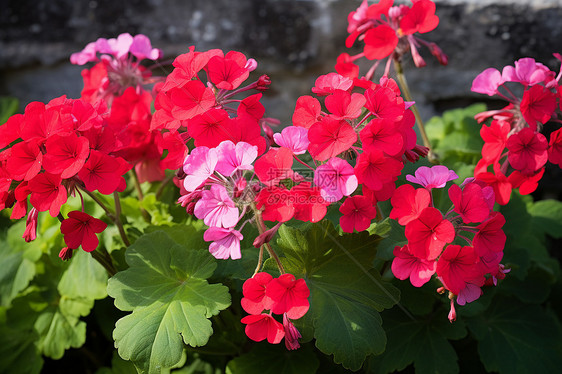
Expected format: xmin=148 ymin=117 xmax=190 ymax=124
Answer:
xmin=2 ymin=0 xmax=562 ymax=123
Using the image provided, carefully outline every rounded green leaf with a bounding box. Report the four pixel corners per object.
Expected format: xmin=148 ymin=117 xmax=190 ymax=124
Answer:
xmin=107 ymin=229 xmax=231 ymax=373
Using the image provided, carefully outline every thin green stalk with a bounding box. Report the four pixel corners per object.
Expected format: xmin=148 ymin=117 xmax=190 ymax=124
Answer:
xmin=250 ymin=202 xmax=285 ymax=274
xmin=129 ymin=169 xmax=151 ymax=222
xmin=155 ymin=173 xmax=175 ymax=200
xmin=113 ymin=192 xmax=131 ymax=247
xmin=393 ymin=59 xmax=439 ymax=163
xmin=79 ymin=187 xmax=116 ymax=220
xmin=90 ymin=249 xmax=117 ymax=276
xmin=253 ymin=246 xmax=264 ymax=276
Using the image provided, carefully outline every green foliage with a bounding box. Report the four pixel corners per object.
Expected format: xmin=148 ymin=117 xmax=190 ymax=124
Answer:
xmin=0 ymin=222 xmax=42 ymax=307
xmin=465 ymin=297 xmax=562 ymax=374
xmin=272 ymin=222 xmax=399 ymax=371
xmin=107 ymin=229 xmax=231 ymax=373
xmin=226 ymin=344 xmax=319 ymax=374
xmin=425 ymin=104 xmax=486 ymax=181
xmin=0 ymin=96 xmax=19 ymax=125
xmin=368 ymin=309 xmax=467 ymax=374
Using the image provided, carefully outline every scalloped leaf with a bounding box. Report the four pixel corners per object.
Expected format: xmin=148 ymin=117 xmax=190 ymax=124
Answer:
xmin=368 ymin=310 xmax=467 ymax=374
xmin=226 ymin=343 xmax=319 ymax=374
xmin=466 ymin=296 xmax=562 ymax=374
xmin=274 ymin=222 xmax=399 ymax=371
xmin=0 ymin=222 xmax=42 ymax=307
xmin=107 ymin=229 xmax=231 ymax=373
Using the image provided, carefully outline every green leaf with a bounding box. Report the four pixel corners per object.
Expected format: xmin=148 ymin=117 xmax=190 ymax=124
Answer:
xmin=376 ymin=218 xmax=406 ymax=261
xmin=58 ymin=249 xmax=108 ymax=300
xmin=96 ymin=352 xmax=141 ymax=374
xmin=0 ymin=323 xmax=43 ymax=374
xmin=425 ymin=104 xmax=486 ymax=180
xmin=0 ymin=96 xmax=19 ymax=125
xmin=141 ymin=193 xmax=176 ymax=226
xmin=226 ymin=344 xmax=319 ymax=374
xmin=274 ymin=222 xmax=399 ymax=371
xmin=0 ymin=223 xmax=42 ymax=307
xmin=367 ymin=310 xmax=467 ymax=374
xmin=529 ymin=199 xmax=562 ymax=239
xmin=34 ymin=306 xmax=87 ymax=359
xmin=466 ymin=296 xmax=562 ymax=374
xmin=107 ymin=230 xmax=231 ymax=373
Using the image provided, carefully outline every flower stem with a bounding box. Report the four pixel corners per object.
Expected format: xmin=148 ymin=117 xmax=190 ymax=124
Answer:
xmin=90 ymin=249 xmax=117 ymax=276
xmin=79 ymin=187 xmax=116 ymax=220
xmin=155 ymin=173 xmax=175 ymax=200
xmin=293 ymin=155 xmax=314 ymax=171
xmin=393 ymin=60 xmax=438 ymax=163
xmin=250 ymin=202 xmax=285 ymax=274
xmin=129 ymin=169 xmax=151 ymax=222
xmin=253 ymin=246 xmax=264 ymax=276
xmin=113 ymin=192 xmax=131 ymax=247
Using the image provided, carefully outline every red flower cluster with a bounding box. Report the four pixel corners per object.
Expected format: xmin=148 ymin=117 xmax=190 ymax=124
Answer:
xmin=150 ymin=47 xmax=268 ymax=154
xmin=0 ymin=97 xmax=131 ymax=246
xmin=340 ymin=0 xmax=447 ymax=80
xmin=471 ymin=56 xmax=562 ymax=204
xmin=240 ymin=272 xmax=309 ymax=350
xmin=389 ymin=166 xmax=508 ymax=321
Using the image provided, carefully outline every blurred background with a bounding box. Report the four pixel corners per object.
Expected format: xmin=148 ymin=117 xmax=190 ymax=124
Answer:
xmin=1 ymin=0 xmax=562 ymax=196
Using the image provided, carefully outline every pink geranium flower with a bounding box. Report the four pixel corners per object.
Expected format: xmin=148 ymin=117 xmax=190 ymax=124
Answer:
xmin=182 ymin=146 xmax=218 ymax=192
xmin=471 ymin=68 xmax=503 ymax=96
xmin=214 ymin=140 xmax=258 ymax=177
xmin=406 ymin=165 xmax=458 ymax=189
xmin=273 ymin=126 xmax=310 ymax=155
xmin=314 ymin=157 xmax=357 ymax=202
xmin=391 ymin=245 xmax=437 ymax=287
xmin=194 ymin=184 xmax=239 ymax=228
xmin=204 ymin=227 xmax=243 ymax=260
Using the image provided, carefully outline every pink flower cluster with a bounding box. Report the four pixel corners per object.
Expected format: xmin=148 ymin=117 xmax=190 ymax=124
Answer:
xmin=389 ymin=166 xmax=509 ymax=321
xmin=240 ymin=273 xmax=309 ymax=350
xmin=71 ymin=33 xmax=162 ymax=105
xmin=471 ymin=56 xmax=562 ymax=204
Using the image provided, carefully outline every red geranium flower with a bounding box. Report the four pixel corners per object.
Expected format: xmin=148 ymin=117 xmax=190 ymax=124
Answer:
xmin=60 ymin=210 xmax=108 ymax=252
xmin=241 ymin=272 xmax=274 ymax=315
xmin=241 ymin=314 xmax=285 ymax=344
xmin=405 ymin=207 xmax=455 ymax=260
xmin=308 ymin=117 xmax=357 ymax=161
xmin=293 ymin=95 xmax=321 ymax=129
xmin=339 ymin=195 xmax=377 ymax=233
xmin=266 ymin=273 xmax=310 ymax=319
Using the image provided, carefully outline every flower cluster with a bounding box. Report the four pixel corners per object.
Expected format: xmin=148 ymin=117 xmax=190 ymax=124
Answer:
xmin=389 ymin=165 xmax=508 ymax=321
xmin=340 ymin=0 xmax=447 ymax=81
xmin=0 ymin=34 xmax=190 ymax=259
xmin=0 ymin=96 xmax=131 ymax=253
xmin=471 ymin=56 xmax=562 ymax=204
xmin=71 ymin=33 xmax=162 ymax=105
xmin=240 ymin=273 xmax=309 ymax=350
xmin=290 ymin=71 xmax=428 ymax=232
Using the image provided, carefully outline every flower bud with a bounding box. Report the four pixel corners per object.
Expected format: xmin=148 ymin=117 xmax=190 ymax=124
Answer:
xmin=257 ymin=75 xmax=271 ymax=91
